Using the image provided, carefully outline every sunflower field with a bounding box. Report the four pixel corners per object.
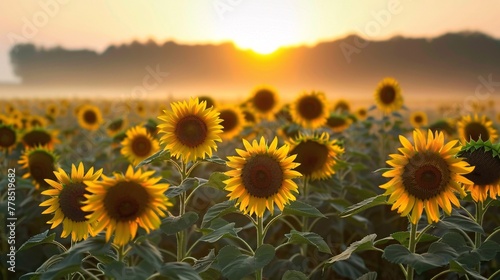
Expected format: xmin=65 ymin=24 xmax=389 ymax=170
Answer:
xmin=1 ymin=79 xmax=500 ymax=280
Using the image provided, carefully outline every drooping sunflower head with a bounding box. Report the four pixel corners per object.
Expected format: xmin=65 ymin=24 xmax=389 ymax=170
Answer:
xmin=0 ymin=124 xmax=18 ymax=153
xmin=457 ymin=114 xmax=498 ymax=143
xmin=290 ymin=91 xmax=329 ymax=129
xmin=41 ymin=163 xmax=103 ymax=241
xmin=121 ymin=125 xmax=160 ymax=166
xmin=248 ymin=86 xmax=280 ymax=119
xmin=458 ymin=139 xmax=500 ymax=202
xmin=218 ymin=106 xmax=246 ymax=140
xmin=82 ymin=166 xmax=171 ymax=246
xmin=332 ymin=99 xmax=351 ymax=114
xmin=326 ymin=113 xmax=352 ymax=133
xmin=21 ymin=127 xmax=59 ymax=150
xmin=374 ymin=77 xmax=404 ymax=114
xmin=77 ymin=104 xmax=103 ymax=131
xmin=409 ymin=111 xmax=428 ymax=128
xmin=288 ymin=132 xmax=344 ymax=180
xmin=106 ymin=118 xmax=128 ymax=137
xmin=380 ymin=129 xmax=474 ymax=224
xmin=19 ymin=146 xmax=59 ymax=190
xmin=157 ymin=97 xmax=223 ymax=163
xmin=224 ymin=137 xmax=302 ymax=217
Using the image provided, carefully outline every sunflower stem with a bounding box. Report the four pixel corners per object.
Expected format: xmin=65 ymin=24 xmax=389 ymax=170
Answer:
xmin=407 ymin=222 xmax=417 ymax=280
xmin=176 ymin=160 xmax=189 ymax=261
xmin=256 ymin=215 xmax=264 ymax=280
xmin=300 ymin=177 xmax=310 ymax=256
xmin=475 ymin=200 xmax=484 ymax=272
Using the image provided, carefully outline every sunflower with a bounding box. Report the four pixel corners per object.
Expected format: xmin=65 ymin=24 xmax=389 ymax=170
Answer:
xmin=106 ymin=118 xmax=128 ymax=137
xmin=288 ymin=132 xmax=344 ymax=180
xmin=409 ymin=111 xmax=428 ymax=128
xmin=374 ymin=77 xmax=404 ymax=114
xmin=0 ymin=124 xmax=18 ymax=153
xmin=77 ymin=104 xmax=103 ymax=131
xmin=82 ymin=166 xmax=171 ymax=246
xmin=18 ymin=146 xmax=58 ymax=189
xmin=224 ymin=137 xmax=301 ymax=217
xmin=380 ymin=129 xmax=474 ymax=224
xmin=0 ymin=114 xmax=9 ymax=125
xmin=242 ymin=109 xmax=258 ymax=124
xmin=135 ymin=102 xmax=146 ymax=117
xmin=40 ymin=163 xmax=103 ymax=241
xmin=248 ymin=86 xmax=280 ymax=119
xmin=429 ymin=119 xmax=455 ymax=137
xmin=21 ymin=127 xmax=59 ymax=149
xmin=290 ymin=91 xmax=329 ymax=129
xmin=355 ymin=107 xmax=368 ymax=121
xmin=46 ymin=103 xmax=59 ymax=119
xmin=458 ymin=139 xmax=500 ymax=202
xmin=326 ymin=113 xmax=352 ymax=133
xmin=121 ymin=125 xmax=160 ymax=166
xmin=157 ymin=97 xmax=223 ymax=163
xmin=28 ymin=115 xmax=48 ymax=128
xmin=457 ymin=114 xmax=498 ymax=143
xmin=332 ymin=99 xmax=351 ymax=114
xmin=218 ymin=106 xmax=245 ymax=139
xmin=198 ymin=95 xmax=216 ymax=108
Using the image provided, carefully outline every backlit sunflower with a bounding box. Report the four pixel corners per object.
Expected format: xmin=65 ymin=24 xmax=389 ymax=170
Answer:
xmin=355 ymin=107 xmax=368 ymax=121
xmin=374 ymin=77 xmax=403 ymax=114
xmin=218 ymin=106 xmax=245 ymax=139
xmin=288 ymin=132 xmax=344 ymax=180
xmin=458 ymin=139 xmax=500 ymax=202
xmin=0 ymin=124 xmax=18 ymax=153
xmin=21 ymin=127 xmax=59 ymax=149
xmin=106 ymin=118 xmax=128 ymax=137
xmin=409 ymin=111 xmax=428 ymax=128
xmin=429 ymin=119 xmax=455 ymax=137
xmin=290 ymin=91 xmax=329 ymax=129
xmin=77 ymin=104 xmax=103 ymax=131
xmin=248 ymin=86 xmax=280 ymax=119
xmin=457 ymin=114 xmax=497 ymax=143
xmin=28 ymin=115 xmax=48 ymax=128
xmin=46 ymin=103 xmax=59 ymax=119
xmin=41 ymin=163 xmax=103 ymax=241
xmin=326 ymin=113 xmax=352 ymax=133
xmin=157 ymin=97 xmax=223 ymax=163
xmin=18 ymin=146 xmax=58 ymax=189
xmin=198 ymin=95 xmax=216 ymax=108
xmin=332 ymin=99 xmax=351 ymax=114
xmin=135 ymin=102 xmax=146 ymax=117
xmin=121 ymin=125 xmax=159 ymax=166
xmin=82 ymin=166 xmax=171 ymax=246
xmin=380 ymin=129 xmax=474 ymax=224
xmin=224 ymin=137 xmax=302 ymax=217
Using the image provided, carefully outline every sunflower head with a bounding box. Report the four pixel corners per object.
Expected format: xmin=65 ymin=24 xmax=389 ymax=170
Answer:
xmin=218 ymin=106 xmax=246 ymax=140
xmin=374 ymin=77 xmax=404 ymax=114
xmin=457 ymin=114 xmax=498 ymax=143
xmin=248 ymin=86 xmax=280 ymax=119
xmin=106 ymin=118 xmax=128 ymax=137
xmin=157 ymin=97 xmax=223 ymax=163
xmin=326 ymin=113 xmax=352 ymax=133
xmin=41 ymin=163 xmax=103 ymax=241
xmin=19 ymin=146 xmax=59 ymax=190
xmin=29 ymin=115 xmax=48 ymax=128
xmin=458 ymin=139 xmax=500 ymax=202
xmin=46 ymin=104 xmax=59 ymax=119
xmin=409 ymin=111 xmax=428 ymax=128
xmin=198 ymin=95 xmax=216 ymax=108
xmin=82 ymin=166 xmax=171 ymax=245
xmin=380 ymin=129 xmax=474 ymax=224
xmin=77 ymin=104 xmax=103 ymax=131
xmin=224 ymin=137 xmax=302 ymax=217
xmin=288 ymin=132 xmax=344 ymax=180
xmin=429 ymin=119 xmax=455 ymax=137
xmin=332 ymin=99 xmax=351 ymax=114
xmin=21 ymin=127 xmax=59 ymax=149
xmin=121 ymin=125 xmax=160 ymax=166
xmin=290 ymin=91 xmax=329 ymax=129
xmin=355 ymin=107 xmax=368 ymax=121
xmin=0 ymin=124 xmax=18 ymax=153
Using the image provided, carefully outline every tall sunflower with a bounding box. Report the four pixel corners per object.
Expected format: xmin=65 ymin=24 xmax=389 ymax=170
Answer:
xmin=224 ymin=137 xmax=302 ymax=217
xmin=77 ymin=104 xmax=103 ymax=131
xmin=121 ymin=125 xmax=159 ymax=166
xmin=380 ymin=129 xmax=474 ymax=224
xmin=157 ymin=97 xmax=223 ymax=163
xmin=288 ymin=132 xmax=344 ymax=180
xmin=21 ymin=127 xmax=59 ymax=149
xmin=374 ymin=77 xmax=403 ymax=114
xmin=457 ymin=114 xmax=498 ymax=143
xmin=290 ymin=91 xmax=329 ymax=129
xmin=218 ymin=106 xmax=245 ymax=140
xmin=458 ymin=139 xmax=500 ymax=202
xmin=82 ymin=166 xmax=171 ymax=246
xmin=248 ymin=86 xmax=280 ymax=119
xmin=409 ymin=111 xmax=428 ymax=128
xmin=41 ymin=163 xmax=103 ymax=241
xmin=0 ymin=124 xmax=18 ymax=154
xmin=18 ymin=146 xmax=58 ymax=189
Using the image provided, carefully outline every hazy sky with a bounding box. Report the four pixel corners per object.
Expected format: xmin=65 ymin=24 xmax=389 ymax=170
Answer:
xmin=1 ymin=0 xmax=500 ymax=82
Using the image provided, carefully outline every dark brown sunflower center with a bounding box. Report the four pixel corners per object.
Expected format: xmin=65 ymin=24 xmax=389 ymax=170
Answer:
xmin=175 ymin=115 xmax=208 ymax=147
xmin=199 ymin=96 xmax=215 ymax=108
xmin=243 ymin=111 xmax=256 ymax=123
xmin=379 ymin=86 xmax=396 ymax=104
xmin=298 ymin=96 xmax=323 ymax=120
xmin=28 ymin=151 xmax=57 ymax=189
xmin=30 ymin=119 xmax=43 ymax=127
xmin=327 ymin=116 xmax=347 ymax=128
xmin=22 ymin=130 xmax=52 ymax=148
xmin=290 ymin=141 xmax=329 ymax=177
xmin=460 ymin=149 xmax=500 ymax=186
xmin=0 ymin=127 xmax=16 ymax=148
xmin=253 ymin=89 xmax=276 ymax=112
xmin=104 ymin=181 xmax=150 ymax=222
xmin=334 ymin=102 xmax=349 ymax=113
xmin=108 ymin=119 xmax=124 ymax=131
xmin=83 ymin=110 xmax=97 ymax=124
xmin=241 ymin=154 xmax=283 ymax=198
xmin=59 ymin=182 xmax=91 ymax=222
xmin=220 ymin=110 xmax=238 ymax=132
xmin=464 ymin=122 xmax=489 ymax=141
xmin=131 ymin=135 xmax=153 ymax=157
xmin=402 ymin=151 xmax=450 ymax=200
xmin=413 ymin=115 xmax=423 ymax=124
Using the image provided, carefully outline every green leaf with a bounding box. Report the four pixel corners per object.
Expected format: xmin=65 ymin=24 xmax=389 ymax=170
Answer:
xmin=203 ymin=155 xmax=227 ymax=165
xmin=340 ymin=195 xmax=387 ymax=218
xmin=166 ymin=178 xmax=200 ymax=198
xmin=201 ymin=200 xmax=237 ymax=228
xmin=456 ymin=240 xmax=500 ymax=269
xmin=282 ymin=270 xmax=308 ymax=280
xmin=131 ymin=239 xmax=164 ymax=270
xmin=161 ymin=211 xmax=199 ymax=235
xmin=136 ymin=149 xmax=170 ymax=168
xmin=327 ymin=234 xmax=377 ymax=264
xmin=285 ymin=230 xmax=332 ymax=254
xmin=102 ymin=261 xmax=151 ymax=280
xmin=19 ymin=272 xmax=41 ymax=280
xmin=216 ymin=244 xmax=275 ymax=280
xmin=18 ymin=230 xmax=56 ymax=252
xmin=158 ymin=262 xmax=202 ymax=280
xmin=283 ymin=200 xmax=325 ymax=218
xmin=38 ymin=252 xmax=83 ymax=280
xmin=357 ymin=272 xmax=377 ymax=280
xmin=199 ymin=219 xmax=242 ymax=243
xmin=200 ymin=172 xmax=230 ymax=190
xmin=449 ymin=260 xmax=487 ymax=280
xmin=193 ymin=249 xmax=216 ymax=273
xmin=437 ymin=214 xmax=484 ymax=234
xmin=390 ymin=231 xmax=439 ymax=247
